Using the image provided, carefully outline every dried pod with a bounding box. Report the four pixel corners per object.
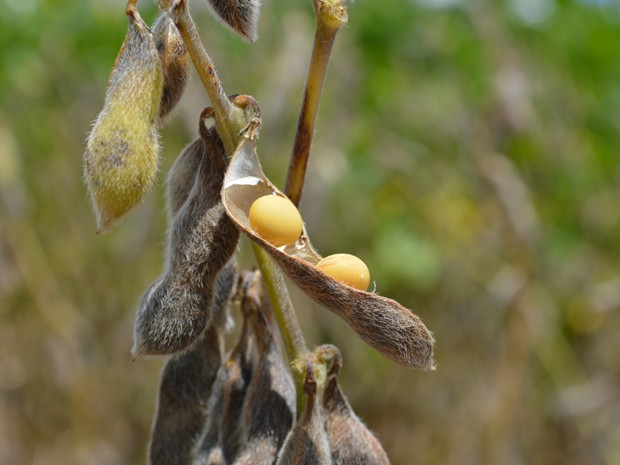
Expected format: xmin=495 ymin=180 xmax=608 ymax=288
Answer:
xmin=204 ymin=0 xmax=260 ymax=42
xmin=276 ymin=354 xmax=332 ymax=465
xmin=132 ymin=109 xmax=240 ymax=357
xmin=192 ymin=274 xmax=257 ymax=465
xmin=148 ymin=326 xmax=223 ymax=465
xmin=166 ymin=137 xmax=204 ymax=223
xmin=210 ymin=258 xmax=238 ymax=332
xmin=315 ymin=346 xmax=391 ymax=465
xmin=232 ymin=276 xmax=295 ymax=465
xmin=84 ymin=6 xmax=163 ymax=233
xmin=153 ymin=13 xmax=190 ymax=125
xmin=222 ymin=137 xmax=435 ymax=370
xmin=148 ymin=244 xmax=238 ymax=465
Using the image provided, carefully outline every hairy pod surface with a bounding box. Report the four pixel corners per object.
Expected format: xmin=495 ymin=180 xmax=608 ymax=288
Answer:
xmin=222 ymin=137 xmax=435 ymax=370
xmin=148 ymin=232 xmax=238 ymax=465
xmin=166 ymin=137 xmax=204 ymax=223
xmin=153 ymin=13 xmax=190 ymax=125
xmin=132 ymin=110 xmax=240 ymax=357
xmin=232 ymin=274 xmax=296 ymax=465
xmin=148 ymin=326 xmax=224 ymax=465
xmin=204 ymin=0 xmax=260 ymax=42
xmin=276 ymin=356 xmax=332 ymax=465
xmin=316 ymin=346 xmax=391 ymax=465
xmin=84 ymin=8 xmax=163 ymax=233
xmin=192 ymin=279 xmax=257 ymax=465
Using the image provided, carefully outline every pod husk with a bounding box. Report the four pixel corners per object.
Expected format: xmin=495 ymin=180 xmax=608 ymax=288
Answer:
xmin=204 ymin=0 xmax=260 ymax=42
xmin=84 ymin=7 xmax=163 ymax=233
xmin=153 ymin=13 xmax=190 ymax=125
xmin=222 ymin=137 xmax=435 ymax=370
xmin=232 ymin=274 xmax=295 ymax=465
xmin=276 ymin=354 xmax=332 ymax=465
xmin=315 ymin=345 xmax=391 ymax=465
xmin=192 ymin=273 xmax=257 ymax=465
xmin=132 ymin=109 xmax=240 ymax=357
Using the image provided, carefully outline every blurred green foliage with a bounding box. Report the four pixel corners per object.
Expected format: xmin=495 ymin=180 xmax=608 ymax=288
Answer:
xmin=1 ymin=0 xmax=620 ymax=464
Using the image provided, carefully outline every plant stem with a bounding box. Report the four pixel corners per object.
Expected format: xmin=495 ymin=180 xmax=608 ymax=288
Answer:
xmin=252 ymin=243 xmax=309 ymax=415
xmin=284 ymin=0 xmax=348 ymax=206
xmin=170 ymin=0 xmax=246 ymax=154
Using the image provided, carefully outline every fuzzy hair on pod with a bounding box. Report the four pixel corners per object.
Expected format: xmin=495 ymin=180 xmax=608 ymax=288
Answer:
xmin=147 ymin=259 xmax=238 ymax=465
xmin=204 ymin=0 xmax=260 ymax=42
xmin=132 ymin=109 xmax=240 ymax=357
xmin=84 ymin=7 xmax=163 ymax=233
xmin=166 ymin=137 xmax=204 ymax=223
xmin=148 ymin=326 xmax=223 ymax=465
xmin=192 ymin=276 xmax=257 ymax=465
xmin=315 ymin=346 xmax=391 ymax=465
xmin=276 ymin=356 xmax=332 ymax=465
xmin=153 ymin=13 xmax=190 ymax=125
xmin=232 ymin=273 xmax=296 ymax=465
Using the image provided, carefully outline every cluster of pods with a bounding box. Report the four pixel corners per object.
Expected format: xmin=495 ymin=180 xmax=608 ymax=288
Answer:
xmin=83 ymin=2 xmax=435 ymax=463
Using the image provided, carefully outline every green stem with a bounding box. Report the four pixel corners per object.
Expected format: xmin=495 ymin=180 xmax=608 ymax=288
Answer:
xmin=284 ymin=0 xmax=348 ymax=206
xmin=252 ymin=243 xmax=309 ymax=416
xmin=170 ymin=0 xmax=246 ymax=154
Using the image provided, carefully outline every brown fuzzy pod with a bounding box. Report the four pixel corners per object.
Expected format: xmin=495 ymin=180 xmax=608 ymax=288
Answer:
xmin=84 ymin=7 xmax=163 ymax=233
xmin=276 ymin=355 xmax=332 ymax=465
xmin=232 ymin=275 xmax=296 ymax=465
xmin=315 ymin=346 xmax=391 ymax=465
xmin=192 ymin=274 xmax=257 ymax=465
xmin=204 ymin=0 xmax=260 ymax=42
xmin=166 ymin=137 xmax=204 ymax=223
xmin=148 ymin=327 xmax=223 ymax=465
xmin=132 ymin=109 xmax=240 ymax=357
xmin=148 ymin=225 xmax=238 ymax=465
xmin=221 ymin=136 xmax=435 ymax=370
xmin=153 ymin=13 xmax=190 ymax=125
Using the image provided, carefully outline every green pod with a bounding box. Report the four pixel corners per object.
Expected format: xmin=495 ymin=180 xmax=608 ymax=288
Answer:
xmin=84 ymin=8 xmax=163 ymax=233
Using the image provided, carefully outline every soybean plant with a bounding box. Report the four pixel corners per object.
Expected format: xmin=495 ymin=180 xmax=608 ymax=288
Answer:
xmin=84 ymin=0 xmax=435 ymax=463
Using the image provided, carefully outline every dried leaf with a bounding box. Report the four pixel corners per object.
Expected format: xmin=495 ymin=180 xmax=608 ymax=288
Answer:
xmin=132 ymin=109 xmax=240 ymax=357
xmin=316 ymin=346 xmax=391 ymax=465
xmin=204 ymin=0 xmax=260 ymax=42
xmin=153 ymin=13 xmax=190 ymax=125
xmin=84 ymin=6 xmax=163 ymax=233
xmin=232 ymin=274 xmax=295 ymax=465
xmin=276 ymin=354 xmax=332 ymax=465
xmin=221 ymin=137 xmax=435 ymax=370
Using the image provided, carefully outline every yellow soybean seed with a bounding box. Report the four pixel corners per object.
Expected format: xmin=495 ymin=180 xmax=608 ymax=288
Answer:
xmin=249 ymin=195 xmax=303 ymax=247
xmin=316 ymin=254 xmax=370 ymax=291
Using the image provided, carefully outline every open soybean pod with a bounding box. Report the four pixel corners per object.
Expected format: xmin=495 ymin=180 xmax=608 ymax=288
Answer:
xmin=203 ymin=0 xmax=260 ymax=42
xmin=232 ymin=275 xmax=295 ymax=465
xmin=132 ymin=108 xmax=240 ymax=357
xmin=315 ymin=346 xmax=391 ymax=465
xmin=276 ymin=354 xmax=332 ymax=465
xmin=84 ymin=5 xmax=163 ymax=233
xmin=152 ymin=12 xmax=190 ymax=125
xmin=221 ymin=136 xmax=435 ymax=370
xmin=192 ymin=272 xmax=258 ymax=465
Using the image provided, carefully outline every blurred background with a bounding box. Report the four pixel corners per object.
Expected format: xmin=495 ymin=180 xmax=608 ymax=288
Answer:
xmin=1 ymin=0 xmax=620 ymax=464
